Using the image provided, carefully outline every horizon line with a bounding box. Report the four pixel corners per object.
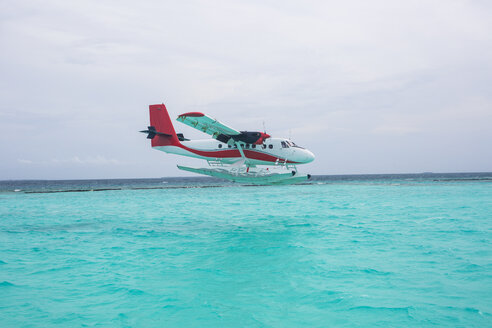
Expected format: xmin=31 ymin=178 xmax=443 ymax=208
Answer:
xmin=1 ymin=171 xmax=491 ymax=182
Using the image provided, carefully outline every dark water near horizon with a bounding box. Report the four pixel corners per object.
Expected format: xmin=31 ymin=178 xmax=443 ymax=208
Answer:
xmin=1 ymin=172 xmax=491 ymax=327
xmin=1 ymin=172 xmax=491 ymax=193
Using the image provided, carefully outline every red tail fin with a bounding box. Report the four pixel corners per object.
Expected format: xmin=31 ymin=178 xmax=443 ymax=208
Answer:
xmin=149 ymin=104 xmax=180 ymax=147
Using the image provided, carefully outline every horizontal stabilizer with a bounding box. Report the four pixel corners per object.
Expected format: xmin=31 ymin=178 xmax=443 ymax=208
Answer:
xmin=140 ymin=126 xmax=171 ymax=139
xmin=177 ymin=133 xmax=190 ymax=141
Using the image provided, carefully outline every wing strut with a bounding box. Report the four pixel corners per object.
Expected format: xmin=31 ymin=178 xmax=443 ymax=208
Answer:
xmin=235 ymin=142 xmax=252 ymax=169
xmin=236 ymin=142 xmax=246 ymax=160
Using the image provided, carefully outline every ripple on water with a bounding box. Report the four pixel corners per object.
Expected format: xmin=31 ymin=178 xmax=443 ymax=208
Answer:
xmin=0 ymin=281 xmax=15 ymax=287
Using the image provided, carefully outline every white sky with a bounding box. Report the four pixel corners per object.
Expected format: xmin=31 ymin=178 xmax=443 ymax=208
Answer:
xmin=1 ymin=0 xmax=491 ymax=179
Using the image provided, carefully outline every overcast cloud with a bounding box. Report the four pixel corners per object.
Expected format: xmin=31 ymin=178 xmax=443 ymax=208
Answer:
xmin=1 ymin=0 xmax=491 ymax=179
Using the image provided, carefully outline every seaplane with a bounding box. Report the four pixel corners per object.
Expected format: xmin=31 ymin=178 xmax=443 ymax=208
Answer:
xmin=141 ymin=104 xmax=315 ymax=185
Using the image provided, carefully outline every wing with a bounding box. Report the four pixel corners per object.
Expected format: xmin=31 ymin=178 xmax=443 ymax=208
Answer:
xmin=176 ymin=112 xmax=240 ymax=138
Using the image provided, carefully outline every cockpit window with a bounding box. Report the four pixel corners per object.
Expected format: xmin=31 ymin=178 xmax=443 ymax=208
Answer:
xmin=281 ymin=141 xmax=289 ymax=148
xmin=287 ymin=140 xmax=303 ymax=148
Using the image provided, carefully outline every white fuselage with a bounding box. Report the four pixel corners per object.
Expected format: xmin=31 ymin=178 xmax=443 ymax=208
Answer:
xmin=154 ymin=137 xmax=315 ymax=166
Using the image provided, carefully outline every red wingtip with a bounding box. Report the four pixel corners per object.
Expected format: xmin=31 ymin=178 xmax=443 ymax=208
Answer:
xmin=178 ymin=112 xmax=205 ymax=118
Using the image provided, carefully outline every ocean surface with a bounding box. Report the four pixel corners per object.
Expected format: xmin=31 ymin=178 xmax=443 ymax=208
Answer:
xmin=0 ymin=173 xmax=491 ymax=327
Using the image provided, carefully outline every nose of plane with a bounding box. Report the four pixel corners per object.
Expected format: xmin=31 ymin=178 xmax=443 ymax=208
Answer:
xmin=303 ymin=149 xmax=315 ymax=163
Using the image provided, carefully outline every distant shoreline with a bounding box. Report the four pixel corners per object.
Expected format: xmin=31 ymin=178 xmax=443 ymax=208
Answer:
xmin=1 ymin=172 xmax=491 ymax=182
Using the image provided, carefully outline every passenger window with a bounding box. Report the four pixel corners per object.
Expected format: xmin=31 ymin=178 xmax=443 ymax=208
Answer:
xmin=228 ymin=145 xmax=232 ymax=148
xmin=218 ymin=144 xmax=222 ymax=148
xmin=245 ymin=144 xmax=250 ymax=149
xmin=269 ymin=144 xmax=273 ymax=149
xmin=252 ymin=144 xmax=256 ymax=149
xmin=262 ymin=144 xmax=266 ymax=149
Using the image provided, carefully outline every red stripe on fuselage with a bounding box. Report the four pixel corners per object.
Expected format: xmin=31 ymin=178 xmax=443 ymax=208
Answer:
xmin=174 ymin=144 xmax=299 ymax=163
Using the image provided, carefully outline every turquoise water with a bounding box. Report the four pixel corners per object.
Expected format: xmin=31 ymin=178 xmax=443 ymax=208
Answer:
xmin=1 ymin=174 xmax=491 ymax=327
